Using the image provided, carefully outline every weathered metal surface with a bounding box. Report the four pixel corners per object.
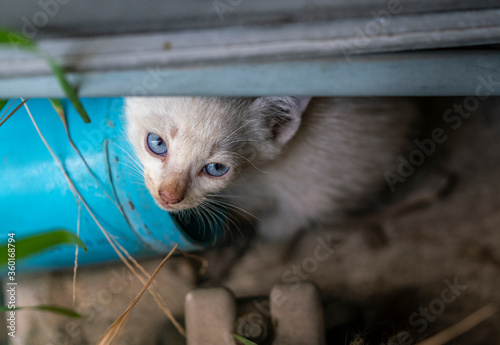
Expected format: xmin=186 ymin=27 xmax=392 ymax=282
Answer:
xmin=2 ymin=8 xmax=500 ymax=78
xmin=1 ymin=5 xmax=499 ymax=97
xmin=1 ymin=51 xmax=499 ymax=97
xmin=2 ymin=0 xmax=499 ymax=37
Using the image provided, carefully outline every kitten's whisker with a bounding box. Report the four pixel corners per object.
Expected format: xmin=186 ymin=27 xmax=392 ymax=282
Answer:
xmin=116 ymin=160 xmax=144 ymax=176
xmin=120 ymin=167 xmax=144 ymax=178
xmin=202 ymin=202 xmax=225 ymax=228
xmin=232 ymin=152 xmax=269 ymax=174
xmin=113 ymin=145 xmax=146 ymax=178
xmin=202 ymin=200 xmax=243 ymax=237
xmin=224 ymin=119 xmax=258 ymax=143
xmin=121 ymin=170 xmax=146 ymax=184
xmin=178 ymin=209 xmax=187 ymax=223
xmin=128 ymin=180 xmax=146 ymax=185
xmin=128 ymin=183 xmax=147 ymax=191
xmin=186 ymin=208 xmax=194 ymax=224
xmin=123 ymin=176 xmax=146 ymax=187
xmin=213 ymin=209 xmax=240 ymax=239
xmin=192 ymin=206 xmax=207 ymax=237
xmin=225 ymin=138 xmax=280 ymax=152
xmin=114 ymin=143 xmax=144 ymax=169
xmin=116 ymin=163 xmax=145 ymax=181
xmin=196 ymin=204 xmax=210 ymax=234
xmin=205 ymin=197 xmax=260 ymax=222
xmin=206 ymin=193 xmax=260 ymax=200
xmin=199 ymin=204 xmax=217 ymax=236
xmin=201 ymin=204 xmax=218 ymax=238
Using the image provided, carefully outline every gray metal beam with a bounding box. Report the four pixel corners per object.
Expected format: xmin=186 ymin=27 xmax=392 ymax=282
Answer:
xmin=1 ymin=0 xmax=499 ymax=38
xmin=2 ymin=8 xmax=500 ymax=77
xmin=1 ymin=6 xmax=499 ymax=97
xmin=1 ymin=51 xmax=499 ymax=97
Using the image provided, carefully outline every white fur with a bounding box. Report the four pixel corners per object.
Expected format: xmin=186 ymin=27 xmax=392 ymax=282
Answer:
xmin=125 ymin=97 xmax=417 ymax=239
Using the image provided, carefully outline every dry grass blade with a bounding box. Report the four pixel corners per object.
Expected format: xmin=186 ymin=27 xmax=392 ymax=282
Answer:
xmin=73 ymin=200 xmax=82 ymax=305
xmin=0 ymin=99 xmax=17 ymax=117
xmin=24 ymin=101 xmax=185 ymax=337
xmin=97 ymin=244 xmax=178 ymax=345
xmin=49 ymin=98 xmax=123 ymax=212
xmin=416 ymin=304 xmax=498 ymax=345
xmin=0 ymin=98 xmax=30 ymax=127
xmin=175 ymin=248 xmax=209 ymax=275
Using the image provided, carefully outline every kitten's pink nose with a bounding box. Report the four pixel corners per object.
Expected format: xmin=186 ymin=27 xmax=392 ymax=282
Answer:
xmin=159 ymin=189 xmax=184 ymax=205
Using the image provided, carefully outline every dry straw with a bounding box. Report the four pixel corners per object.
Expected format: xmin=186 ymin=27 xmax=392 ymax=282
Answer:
xmin=23 ymin=100 xmax=186 ymax=339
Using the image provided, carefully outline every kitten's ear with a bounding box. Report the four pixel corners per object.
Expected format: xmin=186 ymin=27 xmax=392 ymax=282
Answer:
xmin=251 ymin=97 xmax=311 ymax=146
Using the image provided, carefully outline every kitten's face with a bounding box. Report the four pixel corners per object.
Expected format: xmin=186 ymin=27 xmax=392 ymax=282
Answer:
xmin=125 ymin=97 xmax=309 ymax=212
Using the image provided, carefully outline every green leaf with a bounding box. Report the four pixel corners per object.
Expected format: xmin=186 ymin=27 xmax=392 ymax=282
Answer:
xmin=0 ymin=100 xmax=7 ymax=112
xmin=0 ymin=28 xmax=91 ymax=124
xmin=0 ymin=305 xmax=81 ymax=318
xmin=233 ymin=334 xmax=258 ymax=345
xmin=0 ymin=28 xmax=36 ymax=51
xmin=50 ymin=98 xmax=65 ymax=119
xmin=46 ymin=58 xmax=91 ymax=124
xmin=0 ymin=230 xmax=87 ymax=266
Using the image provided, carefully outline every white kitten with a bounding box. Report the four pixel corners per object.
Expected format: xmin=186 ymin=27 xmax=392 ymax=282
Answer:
xmin=125 ymin=97 xmax=417 ymax=239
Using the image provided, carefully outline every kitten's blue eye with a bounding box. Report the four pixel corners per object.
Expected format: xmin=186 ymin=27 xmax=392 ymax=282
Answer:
xmin=203 ymin=163 xmax=230 ymax=177
xmin=147 ymin=133 xmax=168 ymax=156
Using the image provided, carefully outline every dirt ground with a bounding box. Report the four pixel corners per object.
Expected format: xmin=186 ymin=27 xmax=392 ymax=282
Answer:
xmin=5 ymin=97 xmax=500 ymax=345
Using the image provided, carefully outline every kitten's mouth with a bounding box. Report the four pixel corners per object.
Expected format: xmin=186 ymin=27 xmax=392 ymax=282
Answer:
xmin=156 ymin=198 xmax=196 ymax=212
xmin=158 ymin=201 xmax=181 ymax=212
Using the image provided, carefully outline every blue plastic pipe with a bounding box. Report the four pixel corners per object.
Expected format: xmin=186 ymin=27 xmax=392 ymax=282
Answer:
xmin=0 ymin=98 xmax=221 ymax=273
